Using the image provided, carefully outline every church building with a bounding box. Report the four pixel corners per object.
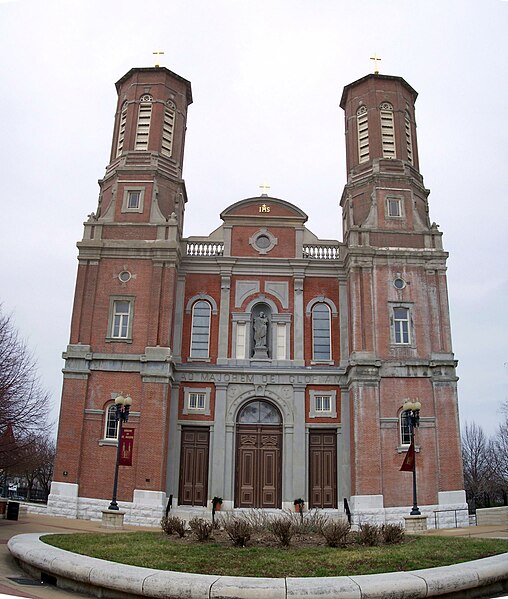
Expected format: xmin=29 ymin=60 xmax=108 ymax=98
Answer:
xmin=48 ymin=66 xmax=467 ymax=527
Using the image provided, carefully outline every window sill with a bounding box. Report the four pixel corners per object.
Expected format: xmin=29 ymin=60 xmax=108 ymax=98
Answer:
xmin=310 ymin=360 xmax=334 ymax=365
xmin=99 ymin=439 xmax=118 ymax=447
xmin=397 ymin=445 xmax=420 ymax=453
xmin=188 ymin=357 xmax=211 ymax=362
xmin=106 ymin=338 xmax=133 ymax=344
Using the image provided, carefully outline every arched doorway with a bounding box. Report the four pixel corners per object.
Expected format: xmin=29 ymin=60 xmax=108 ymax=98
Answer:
xmin=235 ymin=400 xmax=282 ymax=508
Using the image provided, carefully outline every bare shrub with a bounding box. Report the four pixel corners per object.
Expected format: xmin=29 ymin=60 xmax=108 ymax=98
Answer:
xmin=299 ymin=509 xmax=330 ymax=534
xmin=320 ymin=519 xmax=351 ymax=548
xmin=224 ymin=516 xmax=252 ymax=547
xmin=381 ymin=523 xmax=405 ymax=544
xmin=189 ymin=517 xmax=213 ymax=541
xmin=268 ymin=516 xmax=295 ymax=547
xmin=357 ymin=523 xmax=381 ymax=546
xmin=160 ymin=515 xmax=183 ymax=535
xmin=242 ymin=508 xmax=272 ymax=532
xmin=173 ymin=517 xmax=187 ymax=538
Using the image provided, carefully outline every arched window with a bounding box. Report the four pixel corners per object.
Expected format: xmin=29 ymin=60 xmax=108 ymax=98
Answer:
xmin=190 ymin=300 xmax=211 ymax=358
xmin=237 ymin=400 xmax=281 ymax=424
xmin=400 ymin=410 xmax=411 ymax=446
xmin=405 ymin=110 xmax=413 ymax=164
xmin=134 ymin=94 xmax=153 ymax=151
xmin=116 ymin=101 xmax=128 ymax=157
xmin=357 ymin=105 xmax=369 ymax=163
xmin=312 ymin=303 xmax=331 ymax=361
xmin=104 ymin=404 xmax=119 ymax=440
xmin=161 ymin=101 xmax=176 ymax=157
xmin=380 ymin=102 xmax=395 ymax=159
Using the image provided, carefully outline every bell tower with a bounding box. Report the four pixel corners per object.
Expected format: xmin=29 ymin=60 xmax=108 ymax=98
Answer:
xmin=340 ymin=74 xmax=465 ymax=517
xmin=51 ymin=67 xmax=193 ymax=520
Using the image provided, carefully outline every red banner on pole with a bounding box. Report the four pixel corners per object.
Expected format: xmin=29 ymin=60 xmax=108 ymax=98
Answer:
xmin=400 ymin=441 xmax=415 ymax=472
xmin=119 ymin=428 xmax=134 ymax=466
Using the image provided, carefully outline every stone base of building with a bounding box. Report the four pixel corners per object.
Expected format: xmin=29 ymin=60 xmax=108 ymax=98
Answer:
xmin=47 ymin=482 xmax=166 ymax=527
xmin=46 ymin=483 xmax=468 ymax=530
xmin=349 ymin=490 xmax=468 ymax=529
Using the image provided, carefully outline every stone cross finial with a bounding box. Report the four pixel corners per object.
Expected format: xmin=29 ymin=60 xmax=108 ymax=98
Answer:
xmin=153 ymin=50 xmax=165 ymax=67
xmin=370 ymin=53 xmax=381 ymax=74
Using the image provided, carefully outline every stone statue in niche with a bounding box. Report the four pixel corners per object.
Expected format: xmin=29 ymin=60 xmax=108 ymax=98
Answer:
xmin=252 ymin=311 xmax=269 ymax=359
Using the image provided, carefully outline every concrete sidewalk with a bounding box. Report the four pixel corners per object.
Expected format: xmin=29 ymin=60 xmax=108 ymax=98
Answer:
xmin=0 ymin=513 xmax=151 ymax=598
xmin=1 ymin=513 xmax=507 ymax=598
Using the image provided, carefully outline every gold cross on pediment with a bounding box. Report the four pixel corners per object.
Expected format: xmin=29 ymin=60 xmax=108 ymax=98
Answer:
xmin=259 ymin=182 xmax=270 ymax=196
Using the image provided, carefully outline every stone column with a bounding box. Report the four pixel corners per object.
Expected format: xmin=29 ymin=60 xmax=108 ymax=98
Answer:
xmin=166 ymin=383 xmax=180 ymax=507
xmin=291 ymin=384 xmax=306 ymax=502
xmin=210 ymin=383 xmax=227 ymax=500
xmin=293 ymin=275 xmax=304 ymax=363
xmin=217 ymin=273 xmax=231 ymax=363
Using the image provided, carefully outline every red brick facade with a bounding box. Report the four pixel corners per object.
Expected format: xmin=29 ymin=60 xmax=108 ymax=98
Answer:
xmin=49 ymin=68 xmax=466 ymax=527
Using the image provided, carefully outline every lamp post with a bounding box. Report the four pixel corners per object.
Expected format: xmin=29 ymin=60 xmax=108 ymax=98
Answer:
xmin=108 ymin=393 xmax=132 ymax=511
xmin=402 ymin=399 xmax=422 ymax=516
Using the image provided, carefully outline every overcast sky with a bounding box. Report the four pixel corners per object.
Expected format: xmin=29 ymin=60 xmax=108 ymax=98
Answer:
xmin=0 ymin=0 xmax=507 ymax=436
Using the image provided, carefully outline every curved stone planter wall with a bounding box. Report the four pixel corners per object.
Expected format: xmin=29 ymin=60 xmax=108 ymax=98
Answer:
xmin=8 ymin=533 xmax=508 ymax=599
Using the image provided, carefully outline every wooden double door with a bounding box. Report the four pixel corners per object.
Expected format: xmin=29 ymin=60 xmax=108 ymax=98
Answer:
xmin=179 ymin=427 xmax=209 ymax=506
xmin=235 ymin=424 xmax=282 ymax=508
xmin=309 ymin=429 xmax=337 ymax=508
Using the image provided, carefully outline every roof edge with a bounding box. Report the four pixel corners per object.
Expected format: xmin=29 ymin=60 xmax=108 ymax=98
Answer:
xmin=340 ymin=74 xmax=418 ymax=109
xmin=115 ymin=67 xmax=193 ymax=105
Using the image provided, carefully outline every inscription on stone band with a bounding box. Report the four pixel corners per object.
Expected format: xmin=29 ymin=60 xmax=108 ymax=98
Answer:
xmin=178 ymin=372 xmax=341 ymax=385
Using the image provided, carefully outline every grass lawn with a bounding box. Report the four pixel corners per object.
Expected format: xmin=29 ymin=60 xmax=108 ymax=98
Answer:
xmin=43 ymin=532 xmax=508 ymax=578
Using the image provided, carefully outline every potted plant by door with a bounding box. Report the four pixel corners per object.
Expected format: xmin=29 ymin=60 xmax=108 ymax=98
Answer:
xmin=212 ymin=497 xmax=223 ymax=512
xmin=294 ymin=498 xmax=305 ymax=513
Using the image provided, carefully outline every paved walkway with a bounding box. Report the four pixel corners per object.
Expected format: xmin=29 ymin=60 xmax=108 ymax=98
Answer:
xmin=0 ymin=513 xmax=152 ymax=598
xmin=1 ymin=513 xmax=507 ymax=598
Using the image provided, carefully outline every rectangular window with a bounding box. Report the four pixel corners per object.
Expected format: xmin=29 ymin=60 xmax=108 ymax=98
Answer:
xmin=135 ymin=103 xmax=152 ymax=151
xmin=387 ymin=197 xmax=402 ymax=217
xmin=357 ymin=110 xmax=369 ymax=163
xmin=405 ymin=114 xmax=413 ymax=164
xmin=183 ymin=387 xmax=211 ymax=415
xmin=188 ymin=392 xmax=206 ymax=411
xmin=111 ymin=300 xmax=131 ymax=339
xmin=400 ymin=411 xmax=411 ymax=445
xmin=127 ymin=190 xmax=141 ymax=210
xmin=116 ymin=103 xmax=127 ymax=158
xmin=393 ymin=307 xmax=410 ymax=344
xmin=315 ymin=395 xmax=332 ymax=413
xmin=161 ymin=107 xmax=175 ymax=157
xmin=381 ymin=109 xmax=396 ymax=158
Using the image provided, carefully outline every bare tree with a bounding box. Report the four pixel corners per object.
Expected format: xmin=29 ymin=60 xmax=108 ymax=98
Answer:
xmin=0 ymin=307 xmax=51 ymax=472
xmin=492 ymin=403 xmax=508 ymax=492
xmin=461 ymin=421 xmax=494 ymax=508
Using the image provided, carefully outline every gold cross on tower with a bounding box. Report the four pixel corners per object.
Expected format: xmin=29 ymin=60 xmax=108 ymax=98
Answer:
xmin=370 ymin=53 xmax=381 ymax=75
xmin=259 ymin=183 xmax=271 ymax=197
xmin=153 ymin=50 xmax=165 ymax=67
